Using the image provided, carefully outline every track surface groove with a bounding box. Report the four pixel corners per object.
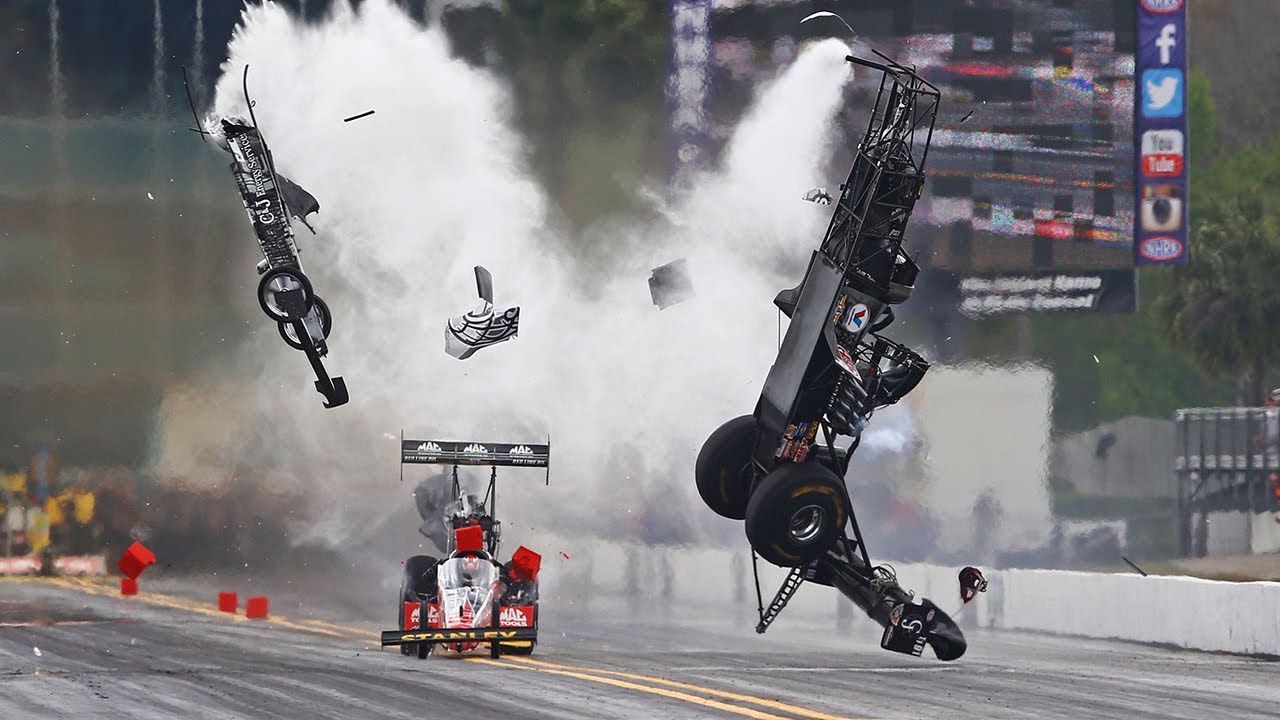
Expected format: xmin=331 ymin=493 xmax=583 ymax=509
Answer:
xmin=2 ymin=576 xmax=1277 ymax=719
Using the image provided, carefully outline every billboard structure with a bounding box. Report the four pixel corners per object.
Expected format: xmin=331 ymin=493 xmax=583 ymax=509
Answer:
xmin=669 ymin=0 xmax=1180 ymax=316
xmin=1133 ymin=0 xmax=1189 ymax=265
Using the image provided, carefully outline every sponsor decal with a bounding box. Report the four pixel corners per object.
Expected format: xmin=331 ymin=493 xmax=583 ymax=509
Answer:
xmin=831 ymin=294 xmax=847 ymax=325
xmin=841 ymin=303 xmax=870 ymax=334
xmin=889 ymin=603 xmax=904 ymax=626
xmin=1140 ymin=0 xmax=1183 ymax=13
xmin=0 ymin=556 xmax=42 ymax=575
xmin=926 ymin=609 xmax=936 ymax=623
xmin=499 ymin=606 xmax=534 ymax=628
xmin=52 ymin=555 xmax=107 ymax=576
xmin=1138 ymin=236 xmax=1183 ymax=261
xmin=508 ymin=445 xmax=533 ymax=455
xmin=416 ymin=441 xmax=443 ymax=454
xmin=428 ymin=603 xmax=441 ymax=627
xmin=833 ymin=343 xmax=857 ymax=375
xmin=462 ymin=443 xmax=488 ymax=455
xmin=403 ymin=602 xmax=421 ymax=630
xmin=397 ymin=629 xmax=523 ymax=642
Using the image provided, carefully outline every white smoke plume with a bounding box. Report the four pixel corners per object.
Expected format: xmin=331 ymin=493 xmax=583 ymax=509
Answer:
xmin=147 ymin=0 xmax=859 ymax=552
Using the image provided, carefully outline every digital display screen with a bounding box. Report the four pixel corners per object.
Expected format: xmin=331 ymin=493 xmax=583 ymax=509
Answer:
xmin=696 ymin=0 xmax=1137 ymax=274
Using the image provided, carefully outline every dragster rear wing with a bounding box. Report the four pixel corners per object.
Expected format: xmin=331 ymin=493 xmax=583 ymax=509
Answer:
xmin=399 ymin=435 xmax=551 ymax=484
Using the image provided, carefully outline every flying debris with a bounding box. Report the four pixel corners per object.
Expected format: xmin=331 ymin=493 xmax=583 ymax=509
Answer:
xmin=343 ymin=109 xmax=375 ymax=122
xmin=960 ymin=110 xmax=975 ymax=124
xmin=800 ymin=11 xmax=858 ymax=39
xmin=648 ymin=258 xmax=695 ymax=309
xmin=181 ymin=64 xmax=348 ymax=409
xmin=959 ymin=566 xmax=988 ymax=604
xmin=1121 ymin=556 xmax=1149 ymax=577
xmin=802 ymin=187 xmax=833 ymax=205
xmin=445 ymin=265 xmax=520 ymax=360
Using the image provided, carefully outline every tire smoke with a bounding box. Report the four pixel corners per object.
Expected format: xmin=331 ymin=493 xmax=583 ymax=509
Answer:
xmin=147 ymin=0 xmax=858 ymax=555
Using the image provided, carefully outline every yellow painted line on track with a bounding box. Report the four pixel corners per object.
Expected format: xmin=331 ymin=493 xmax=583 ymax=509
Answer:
xmin=42 ymin=576 xmax=357 ymax=640
xmin=18 ymin=575 xmax=871 ymax=720
xmin=467 ymin=656 xmax=807 ymax=720
xmin=507 ymin=657 xmax=864 ymax=720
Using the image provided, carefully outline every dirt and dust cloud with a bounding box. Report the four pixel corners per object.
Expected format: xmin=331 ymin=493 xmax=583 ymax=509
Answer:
xmin=145 ymin=0 xmax=881 ymax=562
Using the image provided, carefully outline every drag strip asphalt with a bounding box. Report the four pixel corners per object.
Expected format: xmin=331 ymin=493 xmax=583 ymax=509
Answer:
xmin=1 ymin=575 xmax=1277 ymax=719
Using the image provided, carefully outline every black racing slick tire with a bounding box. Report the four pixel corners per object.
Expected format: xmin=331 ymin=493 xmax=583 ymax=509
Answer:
xmin=257 ymin=265 xmax=314 ymax=322
xmin=278 ymin=295 xmax=333 ymax=350
xmin=744 ymin=462 xmax=848 ymax=567
xmin=399 ymin=555 xmax=438 ymax=657
xmin=695 ymin=415 xmax=757 ymax=520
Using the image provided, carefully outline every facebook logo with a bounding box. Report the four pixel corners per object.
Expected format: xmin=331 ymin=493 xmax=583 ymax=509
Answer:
xmin=1155 ymin=24 xmax=1176 ymax=64
xmin=1140 ymin=15 xmax=1185 ymax=67
xmin=1142 ymin=69 xmax=1184 ymax=118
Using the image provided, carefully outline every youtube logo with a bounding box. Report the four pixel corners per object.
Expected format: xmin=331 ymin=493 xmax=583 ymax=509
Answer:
xmin=1141 ymin=129 xmax=1184 ymax=177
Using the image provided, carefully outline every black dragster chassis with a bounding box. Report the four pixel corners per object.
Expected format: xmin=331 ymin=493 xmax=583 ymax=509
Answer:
xmin=182 ymin=65 xmax=348 ymax=409
xmin=697 ymin=51 xmax=965 ymax=661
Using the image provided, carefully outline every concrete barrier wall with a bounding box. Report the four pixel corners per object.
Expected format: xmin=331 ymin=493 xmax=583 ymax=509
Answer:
xmin=1250 ymin=513 xmax=1280 ymax=554
xmin=526 ymin=535 xmax=1280 ymax=656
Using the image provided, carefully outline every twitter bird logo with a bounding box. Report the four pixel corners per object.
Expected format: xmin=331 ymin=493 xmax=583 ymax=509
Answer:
xmin=1142 ymin=69 xmax=1183 ymax=118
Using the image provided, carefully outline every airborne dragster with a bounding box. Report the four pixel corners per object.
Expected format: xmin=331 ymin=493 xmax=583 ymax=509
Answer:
xmin=182 ymin=65 xmax=349 ymax=409
xmin=696 ymin=48 xmax=978 ymax=661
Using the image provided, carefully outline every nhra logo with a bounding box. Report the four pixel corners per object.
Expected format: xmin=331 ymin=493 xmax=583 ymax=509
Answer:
xmin=500 ymin=606 xmax=532 ymax=627
xmin=416 ymin=442 xmax=443 ymax=454
xmin=1139 ymin=236 xmax=1183 ymax=261
xmin=508 ymin=445 xmax=534 ymax=455
xmin=1140 ymin=0 xmax=1182 ymax=12
xmin=463 ymin=444 xmax=488 ymax=454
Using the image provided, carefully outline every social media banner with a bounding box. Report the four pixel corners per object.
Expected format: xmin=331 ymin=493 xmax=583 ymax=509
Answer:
xmin=1135 ymin=0 xmax=1189 ymax=265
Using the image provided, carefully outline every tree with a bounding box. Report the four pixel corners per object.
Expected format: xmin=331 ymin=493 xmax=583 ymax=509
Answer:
xmin=1151 ymin=193 xmax=1280 ymax=405
xmin=498 ymin=0 xmax=669 ymax=229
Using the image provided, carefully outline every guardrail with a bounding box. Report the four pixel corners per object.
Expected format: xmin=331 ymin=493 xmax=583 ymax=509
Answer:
xmin=525 ymin=536 xmax=1280 ymax=657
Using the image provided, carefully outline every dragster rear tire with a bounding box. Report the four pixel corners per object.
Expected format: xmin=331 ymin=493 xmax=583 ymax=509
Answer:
xmin=744 ymin=461 xmax=848 ymax=567
xmin=399 ymin=555 xmax=438 ymax=657
xmin=695 ymin=415 xmax=757 ymax=520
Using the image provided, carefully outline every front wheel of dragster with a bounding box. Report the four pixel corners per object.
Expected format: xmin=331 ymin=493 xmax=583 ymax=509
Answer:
xmin=399 ymin=554 xmax=438 ymax=657
xmin=744 ymin=462 xmax=848 ymax=567
xmin=278 ymin=295 xmax=333 ymax=350
xmin=695 ymin=415 xmax=758 ymax=520
xmin=258 ymin=265 xmax=314 ymax=323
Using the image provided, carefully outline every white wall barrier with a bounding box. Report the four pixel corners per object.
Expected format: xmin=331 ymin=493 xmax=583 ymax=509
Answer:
xmin=526 ymin=535 xmax=1280 ymax=656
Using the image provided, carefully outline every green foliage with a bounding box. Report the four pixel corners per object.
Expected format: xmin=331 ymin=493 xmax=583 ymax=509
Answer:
xmin=1151 ymin=194 xmax=1280 ymax=404
xmin=1030 ymin=299 xmax=1232 ymax=432
xmin=499 ymin=0 xmax=669 ymax=228
xmin=1187 ymin=68 xmax=1218 ymax=179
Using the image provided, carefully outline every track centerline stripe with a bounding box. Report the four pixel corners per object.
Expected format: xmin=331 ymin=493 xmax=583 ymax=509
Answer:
xmin=466 ymin=657 xmax=805 ymax=720
xmin=509 ymin=657 xmax=867 ymax=720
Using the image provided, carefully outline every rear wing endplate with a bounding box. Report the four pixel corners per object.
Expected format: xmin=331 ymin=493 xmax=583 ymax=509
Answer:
xmin=399 ymin=434 xmax=551 ymax=484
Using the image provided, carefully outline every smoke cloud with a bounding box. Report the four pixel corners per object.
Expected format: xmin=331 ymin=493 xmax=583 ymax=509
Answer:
xmin=147 ymin=0 xmax=866 ymax=554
